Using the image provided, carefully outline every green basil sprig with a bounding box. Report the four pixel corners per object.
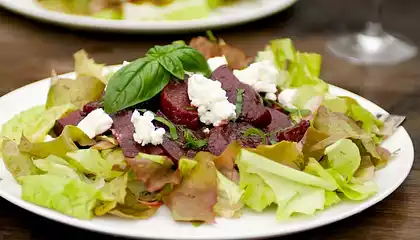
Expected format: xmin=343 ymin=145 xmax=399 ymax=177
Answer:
xmin=104 ymin=44 xmax=210 ymax=113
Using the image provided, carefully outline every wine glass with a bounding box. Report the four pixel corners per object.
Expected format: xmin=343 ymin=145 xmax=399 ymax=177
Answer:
xmin=327 ymin=0 xmax=417 ymax=65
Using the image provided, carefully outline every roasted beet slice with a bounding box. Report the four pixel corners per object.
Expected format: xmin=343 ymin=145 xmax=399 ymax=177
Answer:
xmin=160 ymin=81 xmax=200 ymax=130
xmin=211 ymin=65 xmax=271 ymax=128
xmin=82 ymin=101 xmax=103 ymax=115
xmin=208 ymin=122 xmax=265 ymax=156
xmin=111 ymin=110 xmax=147 ymax=158
xmin=264 ymin=108 xmax=293 ymax=133
xmin=54 ymin=110 xmax=85 ymax=135
xmin=277 ymin=120 xmax=310 ymax=143
xmin=160 ymin=135 xmax=185 ymax=165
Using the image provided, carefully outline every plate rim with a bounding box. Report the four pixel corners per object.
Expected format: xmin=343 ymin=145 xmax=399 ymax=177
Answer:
xmin=0 ymin=75 xmax=415 ymax=240
xmin=0 ymin=0 xmax=298 ymax=33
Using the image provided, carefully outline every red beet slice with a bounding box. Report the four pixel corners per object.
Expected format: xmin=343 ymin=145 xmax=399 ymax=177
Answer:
xmin=160 ymin=81 xmax=200 ymax=130
xmin=277 ymin=120 xmax=310 ymax=143
xmin=54 ymin=110 xmax=85 ymax=135
xmin=211 ymin=65 xmax=271 ymax=128
xmin=264 ymin=108 xmax=293 ymax=133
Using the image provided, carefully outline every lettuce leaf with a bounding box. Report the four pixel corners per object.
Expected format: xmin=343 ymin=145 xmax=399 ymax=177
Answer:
xmin=46 ymin=76 xmax=105 ymax=109
xmin=213 ymin=171 xmax=244 ymax=218
xmin=1 ymin=138 xmax=40 ymax=180
xmin=301 ymin=127 xmax=329 ymax=161
xmin=165 ymin=152 xmax=218 ymax=223
xmin=66 ymin=149 xmax=121 ymax=180
xmin=109 ymin=189 xmax=158 ymax=219
xmin=18 ymin=125 xmax=95 ymax=159
xmin=0 ymin=104 xmax=74 ymax=147
xmin=238 ymin=170 xmax=275 ymax=212
xmin=19 ymin=174 xmax=98 ymax=219
xmin=324 ymin=139 xmax=361 ymax=181
xmin=99 ymin=174 xmax=128 ymax=204
xmin=73 ymin=50 xmax=106 ymax=84
xmin=324 ymin=191 xmax=341 ymax=207
xmin=126 ymin=153 xmax=180 ymax=192
xmin=237 ymin=149 xmax=337 ymax=191
xmin=214 ymin=141 xmax=241 ymax=182
xmin=0 ymin=106 xmax=45 ymax=147
xmin=33 ymin=155 xmax=83 ymax=180
xmin=251 ymin=141 xmax=305 ymax=170
xmin=23 ymin=104 xmax=77 ymax=142
xmin=178 ymin=157 xmax=197 ymax=177
xmin=327 ymin=170 xmax=377 ymax=201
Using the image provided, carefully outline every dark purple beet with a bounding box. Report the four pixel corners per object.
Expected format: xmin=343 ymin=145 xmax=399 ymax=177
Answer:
xmin=277 ymin=120 xmax=310 ymax=143
xmin=211 ymin=65 xmax=271 ymax=128
xmin=160 ymin=81 xmax=200 ymax=130
xmin=208 ymin=122 xmax=265 ymax=156
xmin=82 ymin=101 xmax=103 ymax=115
xmin=264 ymin=108 xmax=293 ymax=132
xmin=54 ymin=110 xmax=85 ymax=135
xmin=111 ymin=110 xmax=147 ymax=158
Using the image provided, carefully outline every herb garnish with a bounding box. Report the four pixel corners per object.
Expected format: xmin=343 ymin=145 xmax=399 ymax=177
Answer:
xmin=283 ymin=107 xmax=312 ymax=118
xmin=104 ymin=44 xmax=211 ymax=113
xmin=235 ymin=89 xmax=245 ymax=121
xmin=243 ymin=128 xmax=268 ymax=145
xmin=206 ymin=30 xmax=217 ymax=42
xmin=154 ymin=116 xmax=178 ymax=140
xmin=183 ymin=129 xmax=208 ymax=150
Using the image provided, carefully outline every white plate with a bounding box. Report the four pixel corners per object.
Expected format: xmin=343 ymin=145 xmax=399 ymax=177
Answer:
xmin=0 ymin=70 xmax=414 ymax=239
xmin=0 ymin=0 xmax=297 ymax=33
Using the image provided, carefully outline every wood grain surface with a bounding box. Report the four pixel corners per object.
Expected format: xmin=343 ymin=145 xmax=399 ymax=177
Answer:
xmin=0 ymin=0 xmax=419 ymax=239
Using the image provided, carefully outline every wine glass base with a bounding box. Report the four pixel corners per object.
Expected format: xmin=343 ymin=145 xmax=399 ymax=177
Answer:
xmin=327 ymin=32 xmax=418 ymax=65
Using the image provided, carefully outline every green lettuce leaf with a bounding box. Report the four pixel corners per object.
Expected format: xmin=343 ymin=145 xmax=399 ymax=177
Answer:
xmin=101 ymin=148 xmax=125 ymax=167
xmin=313 ymin=106 xmax=380 ymax=164
xmin=0 ymin=105 xmax=45 ymax=147
xmin=324 ymin=139 xmax=361 ymax=181
xmin=213 ymin=171 xmax=244 ymax=218
xmin=0 ymin=104 xmax=74 ymax=147
xmin=1 ymin=138 xmax=40 ymax=180
xmin=108 ymin=189 xmax=159 ymax=219
xmin=237 ymin=149 xmax=337 ymax=191
xmin=73 ymin=50 xmax=107 ymax=84
xmin=238 ymin=170 xmax=275 ymax=212
xmin=66 ymin=149 xmax=121 ymax=180
xmin=327 ymin=170 xmax=377 ymax=201
xmin=23 ymin=104 xmax=77 ymax=142
xmin=178 ymin=157 xmax=197 ymax=177
xmin=18 ymin=125 xmax=95 ymax=159
xmin=99 ymin=174 xmax=128 ymax=204
xmin=251 ymin=141 xmax=305 ymax=170
xmin=324 ymin=191 xmax=341 ymax=207
xmin=46 ymin=76 xmax=105 ymax=109
xmin=19 ymin=174 xmax=98 ymax=219
xmin=165 ymin=152 xmax=218 ymax=223
xmin=33 ymin=155 xmax=83 ymax=180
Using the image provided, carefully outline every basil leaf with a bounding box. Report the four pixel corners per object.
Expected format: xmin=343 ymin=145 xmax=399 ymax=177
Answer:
xmin=235 ymin=89 xmax=245 ymax=121
xmin=183 ymin=129 xmax=207 ymax=150
xmin=156 ymin=55 xmax=185 ymax=80
xmin=155 ymin=116 xmax=178 ymax=140
xmin=104 ymin=57 xmax=170 ymax=113
xmin=147 ymin=45 xmax=211 ymax=77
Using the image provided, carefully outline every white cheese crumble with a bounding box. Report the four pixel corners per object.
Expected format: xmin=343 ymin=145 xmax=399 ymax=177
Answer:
xmin=203 ymin=128 xmax=210 ymax=134
xmin=131 ymin=110 xmax=165 ymax=146
xmin=207 ymin=56 xmax=228 ymax=72
xmin=277 ymin=88 xmax=298 ymax=109
xmin=188 ymin=74 xmax=236 ymax=127
xmin=77 ymin=109 xmax=113 ymax=139
xmin=233 ymin=60 xmax=279 ymax=100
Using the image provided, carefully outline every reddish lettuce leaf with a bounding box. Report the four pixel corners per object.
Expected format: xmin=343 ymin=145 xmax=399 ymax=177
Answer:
xmin=126 ymin=153 xmax=181 ymax=193
xmin=165 ymin=152 xmax=218 ymax=223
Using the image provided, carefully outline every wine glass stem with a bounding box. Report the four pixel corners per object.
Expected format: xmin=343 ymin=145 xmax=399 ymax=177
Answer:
xmin=364 ymin=0 xmax=385 ymax=36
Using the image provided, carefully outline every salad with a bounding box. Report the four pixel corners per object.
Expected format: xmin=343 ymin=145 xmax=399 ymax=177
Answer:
xmin=36 ymin=0 xmax=242 ymax=21
xmin=0 ymin=33 xmax=399 ymax=223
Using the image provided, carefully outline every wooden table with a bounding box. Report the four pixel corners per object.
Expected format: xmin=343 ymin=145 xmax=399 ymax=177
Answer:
xmin=1 ymin=0 xmax=419 ymax=239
